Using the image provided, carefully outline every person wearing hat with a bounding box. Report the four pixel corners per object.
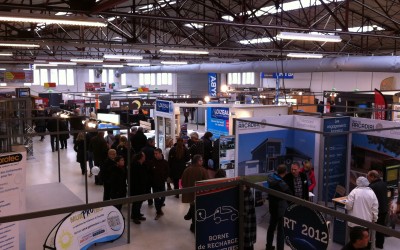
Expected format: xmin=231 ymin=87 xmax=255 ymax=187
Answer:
xmin=345 ymin=176 xmax=379 ymax=228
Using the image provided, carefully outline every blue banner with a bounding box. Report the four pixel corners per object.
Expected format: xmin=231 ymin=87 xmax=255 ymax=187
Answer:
xmin=155 ymin=100 xmax=172 ymax=113
xmin=196 ymin=178 xmax=239 ymax=250
xmin=322 ymin=117 xmax=350 ymax=201
xmin=208 ymin=73 xmax=217 ymax=97
xmin=272 ymin=72 xmax=294 ymax=79
xmin=284 ymin=204 xmax=329 ymax=250
xmin=207 ymin=107 xmax=229 ymax=138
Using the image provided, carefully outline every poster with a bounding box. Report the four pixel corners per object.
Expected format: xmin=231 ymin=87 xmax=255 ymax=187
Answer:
xmin=0 ymin=71 xmax=33 ymax=84
xmin=195 ymin=178 xmax=239 ymax=250
xmin=219 ymin=136 xmax=235 ymax=177
xmin=0 ymin=151 xmax=26 ymax=250
xmin=207 ymin=107 xmax=229 ymax=139
xmin=45 ymin=206 xmax=124 ymax=250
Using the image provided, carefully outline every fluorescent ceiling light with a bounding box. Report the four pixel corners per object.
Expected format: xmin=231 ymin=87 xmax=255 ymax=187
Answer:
xmin=0 ymin=83 xmax=7 ymax=86
xmin=49 ymin=62 xmax=77 ymax=65
xmin=0 ymin=52 xmax=12 ymax=56
xmin=23 ymin=83 xmax=32 ymax=86
xmin=277 ymin=32 xmax=341 ymax=42
xmin=137 ymin=0 xmax=176 ymax=13
xmin=0 ymin=68 xmax=6 ymax=70
xmin=70 ymin=58 xmax=103 ymax=63
xmin=0 ymin=42 xmax=39 ymax=48
xmin=287 ymin=53 xmax=324 ymax=58
xmin=238 ymin=37 xmax=274 ymax=44
xmin=160 ymin=49 xmax=209 ymax=55
xmin=127 ymin=63 xmax=151 ymax=67
xmin=23 ymin=68 xmax=32 ymax=71
xmin=34 ymin=64 xmax=57 ymax=67
xmin=0 ymin=12 xmax=107 ymax=27
xmin=161 ymin=61 xmax=188 ymax=65
xmin=104 ymin=54 xmax=143 ymax=60
xmin=55 ymin=12 xmax=72 ymax=16
xmin=102 ymin=64 xmax=123 ymax=68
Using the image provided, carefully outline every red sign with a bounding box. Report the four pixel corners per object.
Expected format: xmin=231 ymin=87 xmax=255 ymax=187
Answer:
xmin=374 ymin=88 xmax=387 ymax=120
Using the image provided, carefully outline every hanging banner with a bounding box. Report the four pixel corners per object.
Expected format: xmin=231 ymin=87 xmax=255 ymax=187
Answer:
xmin=219 ymin=136 xmax=235 ymax=177
xmin=206 ymin=107 xmax=229 ymax=138
xmin=44 ymin=206 xmax=124 ymax=250
xmin=208 ymin=73 xmax=217 ymax=97
xmin=374 ymin=88 xmax=387 ymax=120
xmin=0 ymin=151 xmax=26 ymax=250
xmin=283 ymin=203 xmax=329 ymax=250
xmin=195 ymin=178 xmax=240 ymax=250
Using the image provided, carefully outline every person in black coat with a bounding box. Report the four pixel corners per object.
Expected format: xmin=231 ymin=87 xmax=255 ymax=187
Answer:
xmin=202 ymin=131 xmax=214 ymax=168
xmin=266 ymin=164 xmax=292 ymax=250
xmin=101 ymin=149 xmax=117 ymax=201
xmin=130 ymin=152 xmax=149 ymax=224
xmin=109 ymin=156 xmax=127 ymax=211
xmin=132 ymin=127 xmax=147 ymax=153
xmin=168 ymin=138 xmax=190 ymax=198
xmin=283 ymin=162 xmax=309 ymax=201
xmin=46 ymin=113 xmax=60 ymax=152
xmin=73 ymin=132 xmax=87 ymax=175
xmin=367 ymin=170 xmax=388 ymax=249
xmin=59 ymin=118 xmax=69 ymax=149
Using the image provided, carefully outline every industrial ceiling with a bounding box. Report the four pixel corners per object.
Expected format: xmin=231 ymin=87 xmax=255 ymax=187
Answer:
xmin=0 ymin=0 xmax=400 ymax=67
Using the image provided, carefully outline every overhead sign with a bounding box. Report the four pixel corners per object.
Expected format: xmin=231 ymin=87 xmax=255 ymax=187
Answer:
xmin=273 ymin=73 xmax=294 ymax=79
xmin=208 ymin=73 xmax=217 ymax=97
xmin=44 ymin=206 xmax=124 ymax=250
xmin=44 ymin=82 xmax=57 ymax=88
xmin=283 ymin=204 xmax=329 ymax=250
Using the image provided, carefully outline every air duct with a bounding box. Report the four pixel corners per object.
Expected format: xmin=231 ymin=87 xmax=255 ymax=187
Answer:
xmin=120 ymin=56 xmax=400 ymax=74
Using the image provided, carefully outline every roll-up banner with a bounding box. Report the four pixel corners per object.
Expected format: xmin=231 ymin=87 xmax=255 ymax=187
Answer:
xmin=374 ymin=88 xmax=387 ymax=120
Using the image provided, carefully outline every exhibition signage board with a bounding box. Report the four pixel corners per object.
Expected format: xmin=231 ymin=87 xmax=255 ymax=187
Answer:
xmin=45 ymin=206 xmax=124 ymax=250
xmin=374 ymin=88 xmax=387 ymax=120
xmin=155 ymin=100 xmax=173 ymax=114
xmin=206 ymin=107 xmax=229 ymax=138
xmin=322 ymin=117 xmax=349 ymax=201
xmin=0 ymin=71 xmax=33 ymax=83
xmin=283 ymin=203 xmax=329 ymax=250
xmin=0 ymin=151 xmax=26 ymax=250
xmin=195 ymin=178 xmax=239 ymax=250
xmin=208 ymin=73 xmax=217 ymax=97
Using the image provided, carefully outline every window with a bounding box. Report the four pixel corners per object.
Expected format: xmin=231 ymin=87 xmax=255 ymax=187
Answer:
xmin=139 ymin=73 xmax=172 ymax=86
xmin=50 ymin=69 xmax=58 ymax=83
xmin=108 ymin=69 xmax=114 ymax=83
xmin=58 ymin=69 xmax=66 ymax=85
xmin=66 ymin=69 xmax=74 ymax=86
xmin=33 ymin=69 xmax=40 ymax=85
xmin=40 ymin=69 xmax=48 ymax=86
xmin=102 ymin=70 xmax=108 ymax=83
xmin=121 ymin=73 xmax=126 ymax=86
xmin=88 ymin=69 xmax=95 ymax=83
xmin=228 ymin=72 xmax=255 ymax=85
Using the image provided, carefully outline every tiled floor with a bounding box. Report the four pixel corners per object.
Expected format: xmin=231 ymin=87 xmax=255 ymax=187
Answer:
xmin=22 ymin=118 xmax=400 ymax=250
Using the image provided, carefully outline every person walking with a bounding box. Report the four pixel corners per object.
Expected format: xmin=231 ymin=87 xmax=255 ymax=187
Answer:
xmin=181 ymin=154 xmax=208 ymax=233
xmin=73 ymin=132 xmax=87 ymax=175
xmin=367 ymin=170 xmax=388 ymax=249
xmin=148 ymin=148 xmax=169 ymax=220
xmin=266 ymin=164 xmax=292 ymax=250
xmin=109 ymin=156 xmax=127 ymax=211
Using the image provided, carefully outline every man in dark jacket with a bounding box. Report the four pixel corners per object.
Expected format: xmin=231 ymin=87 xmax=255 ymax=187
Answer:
xmin=367 ymin=170 xmax=388 ymax=249
xmin=142 ymin=137 xmax=156 ymax=205
xmin=130 ymin=152 xmax=148 ymax=224
xmin=266 ymin=164 xmax=292 ymax=250
xmin=132 ymin=127 xmax=147 ymax=153
xmin=102 ymin=149 xmax=117 ymax=201
xmin=284 ymin=162 xmax=309 ymax=201
xmin=90 ymin=131 xmax=108 ymax=185
xmin=148 ymin=148 xmax=169 ymax=220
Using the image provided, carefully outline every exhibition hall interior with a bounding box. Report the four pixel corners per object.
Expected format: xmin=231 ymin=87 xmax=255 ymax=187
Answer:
xmin=1 ymin=0 xmax=400 ymax=249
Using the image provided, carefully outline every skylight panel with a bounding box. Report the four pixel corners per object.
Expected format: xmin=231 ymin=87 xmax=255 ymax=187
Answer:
xmin=337 ymin=25 xmax=384 ymax=33
xmin=184 ymin=23 xmax=211 ymax=29
xmin=238 ymin=37 xmax=274 ymax=44
xmin=222 ymin=0 xmax=345 ymax=21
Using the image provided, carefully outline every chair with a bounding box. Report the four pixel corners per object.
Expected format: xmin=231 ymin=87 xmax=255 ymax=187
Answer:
xmin=333 ymin=185 xmax=346 ymax=199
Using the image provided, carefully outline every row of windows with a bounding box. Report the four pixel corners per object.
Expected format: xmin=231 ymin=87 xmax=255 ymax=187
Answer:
xmin=31 ymin=69 xmax=254 ymax=86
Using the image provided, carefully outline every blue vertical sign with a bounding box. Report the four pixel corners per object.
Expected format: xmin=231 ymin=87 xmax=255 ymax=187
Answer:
xmin=196 ymin=178 xmax=239 ymax=250
xmin=208 ymin=73 xmax=217 ymax=97
xmin=322 ymin=117 xmax=350 ymax=201
xmin=207 ymin=107 xmax=229 ymax=138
